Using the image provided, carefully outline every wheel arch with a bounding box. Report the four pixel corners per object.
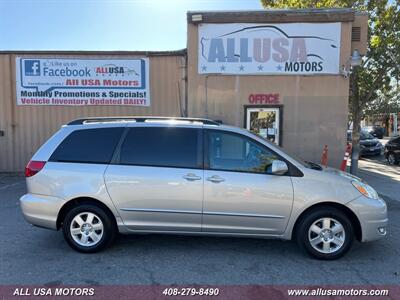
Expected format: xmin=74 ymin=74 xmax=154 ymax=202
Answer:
xmin=56 ymin=197 xmax=118 ymax=230
xmin=291 ymin=202 xmax=362 ymax=242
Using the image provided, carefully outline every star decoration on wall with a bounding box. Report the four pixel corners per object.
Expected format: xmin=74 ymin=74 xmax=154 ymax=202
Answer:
xmin=239 ymin=65 xmax=245 ymax=71
xmin=257 ymin=65 xmax=264 ymax=71
xmin=201 ymin=65 xmax=207 ymax=72
xmin=220 ymin=65 xmax=226 ymax=71
xmin=276 ymin=65 xmax=283 ymax=71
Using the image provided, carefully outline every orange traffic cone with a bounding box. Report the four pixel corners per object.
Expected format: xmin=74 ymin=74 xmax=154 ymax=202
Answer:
xmin=321 ymin=145 xmax=328 ymax=168
xmin=340 ymin=143 xmax=352 ymax=171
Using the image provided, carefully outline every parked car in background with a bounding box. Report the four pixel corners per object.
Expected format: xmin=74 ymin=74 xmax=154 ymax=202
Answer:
xmin=347 ymin=130 xmax=384 ymax=157
xmin=384 ymin=136 xmax=400 ymax=165
xmin=20 ymin=117 xmax=388 ymax=260
xmin=362 ymin=125 xmax=384 ymax=139
xmin=360 ymin=131 xmax=384 ymax=156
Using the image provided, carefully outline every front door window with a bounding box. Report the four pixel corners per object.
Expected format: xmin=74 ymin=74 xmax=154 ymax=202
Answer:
xmin=207 ymin=130 xmax=279 ymax=174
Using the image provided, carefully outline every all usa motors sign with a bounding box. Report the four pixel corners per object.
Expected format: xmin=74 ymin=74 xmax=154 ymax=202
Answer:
xmin=198 ymin=23 xmax=341 ymax=75
xmin=16 ymin=58 xmax=150 ymax=106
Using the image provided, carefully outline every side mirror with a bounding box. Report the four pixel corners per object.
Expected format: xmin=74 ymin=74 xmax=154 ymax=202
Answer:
xmin=271 ymin=160 xmax=288 ymax=175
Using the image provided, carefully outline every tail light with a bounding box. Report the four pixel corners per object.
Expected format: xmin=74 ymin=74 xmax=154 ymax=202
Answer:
xmin=25 ymin=160 xmax=46 ymax=177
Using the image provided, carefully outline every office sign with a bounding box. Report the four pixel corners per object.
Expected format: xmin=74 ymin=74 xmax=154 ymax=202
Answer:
xmin=16 ymin=57 xmax=150 ymax=106
xmin=198 ymin=23 xmax=341 ymax=75
xmin=248 ymin=93 xmax=279 ymax=104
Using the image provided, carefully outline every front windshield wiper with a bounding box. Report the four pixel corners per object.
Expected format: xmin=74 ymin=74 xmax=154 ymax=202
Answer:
xmin=304 ymin=161 xmax=323 ymax=171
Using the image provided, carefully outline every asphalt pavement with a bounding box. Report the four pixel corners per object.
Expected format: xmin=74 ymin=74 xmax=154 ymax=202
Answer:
xmin=358 ymin=155 xmax=400 ymax=201
xmin=0 ymin=157 xmax=399 ymax=285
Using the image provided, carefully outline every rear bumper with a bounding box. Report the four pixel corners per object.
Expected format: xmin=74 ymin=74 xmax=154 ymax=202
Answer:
xmin=346 ymin=196 xmax=388 ymax=242
xmin=20 ymin=193 xmax=65 ymax=230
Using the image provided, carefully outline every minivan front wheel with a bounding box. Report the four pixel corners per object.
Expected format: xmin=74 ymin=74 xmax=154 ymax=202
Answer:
xmin=296 ymin=207 xmax=354 ymax=260
xmin=62 ymin=204 xmax=116 ymax=253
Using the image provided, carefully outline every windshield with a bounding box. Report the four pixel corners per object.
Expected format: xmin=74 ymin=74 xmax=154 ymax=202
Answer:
xmin=360 ymin=131 xmax=374 ymax=140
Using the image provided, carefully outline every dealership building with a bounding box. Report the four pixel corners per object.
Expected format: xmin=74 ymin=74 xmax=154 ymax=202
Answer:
xmin=0 ymin=9 xmax=367 ymax=172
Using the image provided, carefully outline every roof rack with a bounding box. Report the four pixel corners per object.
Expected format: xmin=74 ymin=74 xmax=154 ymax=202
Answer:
xmin=67 ymin=116 xmax=221 ymax=126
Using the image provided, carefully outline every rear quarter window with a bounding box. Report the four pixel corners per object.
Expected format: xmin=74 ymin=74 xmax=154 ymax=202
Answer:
xmin=49 ymin=127 xmax=124 ymax=164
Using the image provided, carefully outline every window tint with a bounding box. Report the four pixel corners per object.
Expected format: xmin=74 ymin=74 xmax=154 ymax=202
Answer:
xmin=120 ymin=127 xmax=202 ymax=169
xmin=206 ymin=130 xmax=279 ymax=174
xmin=50 ymin=128 xmax=124 ymax=164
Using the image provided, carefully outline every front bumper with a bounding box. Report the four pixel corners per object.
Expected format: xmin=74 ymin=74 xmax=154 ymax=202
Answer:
xmin=360 ymin=147 xmax=383 ymax=156
xmin=20 ymin=193 xmax=65 ymax=230
xmin=346 ymin=196 xmax=388 ymax=242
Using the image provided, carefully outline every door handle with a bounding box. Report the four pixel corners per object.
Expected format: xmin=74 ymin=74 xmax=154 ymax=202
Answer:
xmin=183 ymin=173 xmax=202 ymax=181
xmin=206 ymin=175 xmax=225 ymax=183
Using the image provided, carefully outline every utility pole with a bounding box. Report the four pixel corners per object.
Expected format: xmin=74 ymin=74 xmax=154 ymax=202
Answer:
xmin=349 ymin=66 xmax=360 ymax=175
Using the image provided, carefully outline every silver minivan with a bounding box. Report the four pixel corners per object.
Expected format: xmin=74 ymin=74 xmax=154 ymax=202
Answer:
xmin=20 ymin=117 xmax=388 ymax=259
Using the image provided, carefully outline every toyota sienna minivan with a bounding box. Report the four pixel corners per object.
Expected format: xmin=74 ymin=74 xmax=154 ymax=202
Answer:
xmin=20 ymin=117 xmax=388 ymax=260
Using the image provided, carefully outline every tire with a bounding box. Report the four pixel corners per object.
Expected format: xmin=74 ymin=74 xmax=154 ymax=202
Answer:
xmin=295 ymin=207 xmax=354 ymax=260
xmin=387 ymin=152 xmax=398 ymax=165
xmin=62 ymin=204 xmax=116 ymax=253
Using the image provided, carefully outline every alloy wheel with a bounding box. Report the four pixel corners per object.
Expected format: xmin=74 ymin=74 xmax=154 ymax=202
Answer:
xmin=70 ymin=212 xmax=104 ymax=247
xmin=308 ymin=217 xmax=346 ymax=254
xmin=388 ymin=153 xmax=396 ymax=165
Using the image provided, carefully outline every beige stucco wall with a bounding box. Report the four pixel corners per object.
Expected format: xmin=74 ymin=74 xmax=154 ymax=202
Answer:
xmin=187 ymin=21 xmax=353 ymax=168
xmin=352 ymin=13 xmax=368 ymax=55
xmin=0 ymin=53 xmax=185 ymax=172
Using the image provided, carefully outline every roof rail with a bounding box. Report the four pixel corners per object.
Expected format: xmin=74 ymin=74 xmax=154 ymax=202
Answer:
xmin=67 ymin=116 xmax=221 ymax=126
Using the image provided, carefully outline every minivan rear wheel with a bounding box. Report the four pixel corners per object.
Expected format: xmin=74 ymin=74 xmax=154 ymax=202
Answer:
xmin=62 ymin=204 xmax=116 ymax=253
xmin=296 ymin=207 xmax=354 ymax=260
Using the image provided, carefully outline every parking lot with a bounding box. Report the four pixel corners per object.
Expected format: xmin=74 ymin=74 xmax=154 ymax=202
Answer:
xmin=0 ymin=155 xmax=399 ymax=286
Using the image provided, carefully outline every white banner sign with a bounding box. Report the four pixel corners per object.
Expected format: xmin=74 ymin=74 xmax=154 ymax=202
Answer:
xmin=198 ymin=23 xmax=341 ymax=75
xmin=16 ymin=57 xmax=150 ymax=106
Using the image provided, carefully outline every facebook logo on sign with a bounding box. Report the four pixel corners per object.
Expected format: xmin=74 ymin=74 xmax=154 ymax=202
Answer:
xmin=24 ymin=60 xmax=40 ymax=76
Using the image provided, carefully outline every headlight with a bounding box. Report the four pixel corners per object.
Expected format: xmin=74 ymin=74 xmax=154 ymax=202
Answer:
xmin=351 ymin=180 xmax=379 ymax=199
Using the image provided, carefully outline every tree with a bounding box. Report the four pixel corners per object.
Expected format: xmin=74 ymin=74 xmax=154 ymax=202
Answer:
xmin=364 ymin=88 xmax=400 ymax=120
xmin=261 ymin=0 xmax=400 ymax=174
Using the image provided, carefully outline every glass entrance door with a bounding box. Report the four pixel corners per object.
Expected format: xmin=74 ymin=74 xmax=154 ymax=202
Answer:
xmin=246 ymin=107 xmax=280 ymax=145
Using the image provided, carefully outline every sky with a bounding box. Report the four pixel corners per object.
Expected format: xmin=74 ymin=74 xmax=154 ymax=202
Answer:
xmin=0 ymin=0 xmax=264 ymax=51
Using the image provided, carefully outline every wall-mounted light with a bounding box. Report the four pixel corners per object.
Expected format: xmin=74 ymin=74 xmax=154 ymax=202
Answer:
xmin=342 ymin=49 xmax=363 ymax=78
xmin=191 ymin=14 xmax=203 ymax=22
xmin=350 ymin=50 xmax=362 ymax=66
